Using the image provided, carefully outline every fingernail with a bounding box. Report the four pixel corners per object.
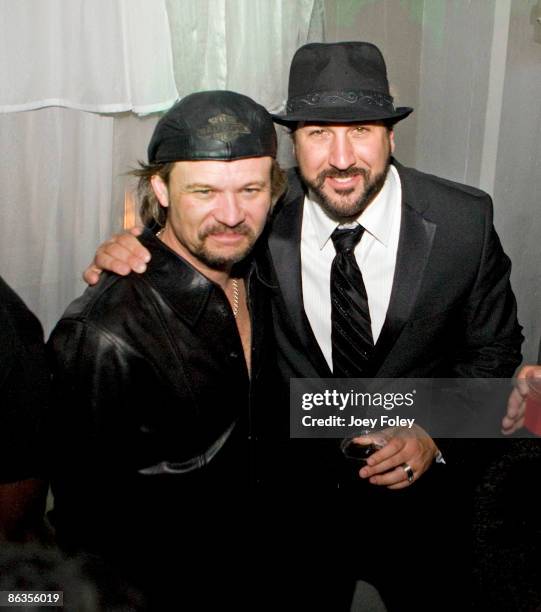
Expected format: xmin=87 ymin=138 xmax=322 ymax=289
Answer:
xmin=135 ymin=263 xmax=147 ymax=273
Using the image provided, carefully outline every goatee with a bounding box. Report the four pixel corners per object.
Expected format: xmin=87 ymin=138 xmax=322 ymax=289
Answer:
xmin=303 ymin=159 xmax=391 ymax=223
xmin=192 ymin=223 xmax=256 ymax=271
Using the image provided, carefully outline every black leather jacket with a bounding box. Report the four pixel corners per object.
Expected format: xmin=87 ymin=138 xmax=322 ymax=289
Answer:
xmin=47 ymin=230 xmax=277 ymax=561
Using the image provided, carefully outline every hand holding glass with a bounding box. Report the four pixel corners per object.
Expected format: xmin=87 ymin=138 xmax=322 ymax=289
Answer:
xmin=340 ymin=430 xmax=386 ymax=465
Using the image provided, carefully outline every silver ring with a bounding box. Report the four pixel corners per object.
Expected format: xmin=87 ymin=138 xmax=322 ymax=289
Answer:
xmin=402 ymin=463 xmax=414 ymax=483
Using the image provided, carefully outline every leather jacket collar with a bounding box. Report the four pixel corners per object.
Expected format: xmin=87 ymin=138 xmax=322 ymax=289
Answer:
xmin=139 ymin=228 xmax=229 ymax=327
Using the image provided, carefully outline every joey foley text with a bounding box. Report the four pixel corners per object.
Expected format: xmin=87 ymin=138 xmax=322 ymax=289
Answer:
xmin=300 ymin=389 xmax=417 ymax=429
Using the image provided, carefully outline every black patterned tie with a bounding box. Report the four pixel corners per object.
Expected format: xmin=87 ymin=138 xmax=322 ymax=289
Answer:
xmin=331 ymin=225 xmax=374 ymax=377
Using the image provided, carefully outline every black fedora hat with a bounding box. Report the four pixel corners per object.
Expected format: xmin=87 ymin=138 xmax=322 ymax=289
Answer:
xmin=272 ymin=41 xmax=413 ymax=126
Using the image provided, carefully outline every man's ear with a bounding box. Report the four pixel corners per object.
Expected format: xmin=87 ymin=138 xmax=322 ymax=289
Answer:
xmin=389 ymin=129 xmax=396 ymax=155
xmin=151 ymin=175 xmax=170 ymax=208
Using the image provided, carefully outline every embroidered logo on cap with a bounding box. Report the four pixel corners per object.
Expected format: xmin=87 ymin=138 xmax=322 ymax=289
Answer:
xmin=196 ymin=113 xmax=251 ymax=143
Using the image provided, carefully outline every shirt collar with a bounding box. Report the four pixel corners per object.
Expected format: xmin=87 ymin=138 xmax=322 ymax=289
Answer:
xmin=306 ymin=165 xmax=400 ymax=250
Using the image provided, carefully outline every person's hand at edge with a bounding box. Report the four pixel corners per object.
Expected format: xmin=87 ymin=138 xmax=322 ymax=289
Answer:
xmin=502 ymin=364 xmax=541 ymax=435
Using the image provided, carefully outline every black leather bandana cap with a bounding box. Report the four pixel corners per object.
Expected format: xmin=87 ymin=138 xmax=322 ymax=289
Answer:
xmin=272 ymin=41 xmax=413 ymax=125
xmin=148 ymin=90 xmax=277 ymax=163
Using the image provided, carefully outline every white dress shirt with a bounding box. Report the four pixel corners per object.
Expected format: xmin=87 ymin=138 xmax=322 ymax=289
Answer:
xmin=301 ymin=165 xmax=402 ymax=372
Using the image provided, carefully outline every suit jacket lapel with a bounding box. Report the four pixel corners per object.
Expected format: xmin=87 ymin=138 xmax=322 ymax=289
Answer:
xmin=268 ymin=163 xmax=436 ymax=379
xmin=268 ymin=182 xmax=332 ymax=377
xmin=371 ymin=162 xmax=437 ymax=376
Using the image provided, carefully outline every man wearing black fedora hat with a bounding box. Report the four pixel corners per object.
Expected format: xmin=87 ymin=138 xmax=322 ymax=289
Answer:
xmin=267 ymin=41 xmax=522 ymax=610
xmin=268 ymin=41 xmax=518 ymax=470
xmin=84 ymin=42 xmax=522 ymax=609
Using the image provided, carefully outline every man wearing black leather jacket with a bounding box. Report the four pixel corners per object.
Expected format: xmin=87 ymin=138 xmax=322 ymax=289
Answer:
xmin=47 ymin=91 xmax=286 ymax=608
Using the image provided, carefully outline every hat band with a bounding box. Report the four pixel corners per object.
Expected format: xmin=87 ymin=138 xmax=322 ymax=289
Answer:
xmin=286 ymin=89 xmax=394 ymax=113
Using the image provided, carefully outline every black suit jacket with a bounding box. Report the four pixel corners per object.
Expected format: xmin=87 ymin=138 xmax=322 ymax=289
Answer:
xmin=260 ymin=161 xmax=523 ymax=489
xmin=267 ymin=160 xmax=522 ymax=381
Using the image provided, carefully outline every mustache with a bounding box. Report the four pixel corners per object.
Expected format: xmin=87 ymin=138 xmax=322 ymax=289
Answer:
xmin=199 ymin=223 xmax=253 ymax=239
xmin=315 ymin=167 xmax=368 ymax=189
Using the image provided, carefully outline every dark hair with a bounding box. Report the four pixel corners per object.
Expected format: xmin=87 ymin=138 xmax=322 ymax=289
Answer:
xmin=131 ymin=159 xmax=287 ymax=228
xmin=131 ymin=161 xmax=175 ymax=228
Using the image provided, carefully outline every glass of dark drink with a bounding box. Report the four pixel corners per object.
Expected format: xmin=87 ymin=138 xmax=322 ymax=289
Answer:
xmin=340 ymin=430 xmax=386 ymax=465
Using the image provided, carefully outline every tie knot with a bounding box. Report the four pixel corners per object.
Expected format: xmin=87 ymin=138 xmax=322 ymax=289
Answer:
xmin=331 ymin=225 xmax=365 ymax=254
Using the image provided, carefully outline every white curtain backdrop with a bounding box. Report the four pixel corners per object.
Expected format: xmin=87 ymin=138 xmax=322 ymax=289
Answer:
xmin=0 ymin=108 xmax=114 ymax=333
xmin=0 ymin=0 xmax=324 ymax=336
xmin=0 ymin=0 xmax=178 ymax=114
xmin=166 ymin=0 xmax=325 ymax=112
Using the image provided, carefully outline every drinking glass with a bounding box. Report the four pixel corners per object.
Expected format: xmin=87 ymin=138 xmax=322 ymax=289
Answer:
xmin=340 ymin=429 xmax=386 ymax=465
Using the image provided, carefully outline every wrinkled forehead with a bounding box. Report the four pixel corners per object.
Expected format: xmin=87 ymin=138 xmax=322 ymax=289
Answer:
xmin=168 ymin=156 xmax=274 ymax=186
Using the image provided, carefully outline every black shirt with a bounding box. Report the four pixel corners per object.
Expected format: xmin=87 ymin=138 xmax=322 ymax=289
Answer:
xmin=0 ymin=275 xmax=49 ymax=483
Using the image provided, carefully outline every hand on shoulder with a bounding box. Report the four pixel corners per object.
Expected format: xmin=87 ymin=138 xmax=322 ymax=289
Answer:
xmin=82 ymin=226 xmax=150 ymax=285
